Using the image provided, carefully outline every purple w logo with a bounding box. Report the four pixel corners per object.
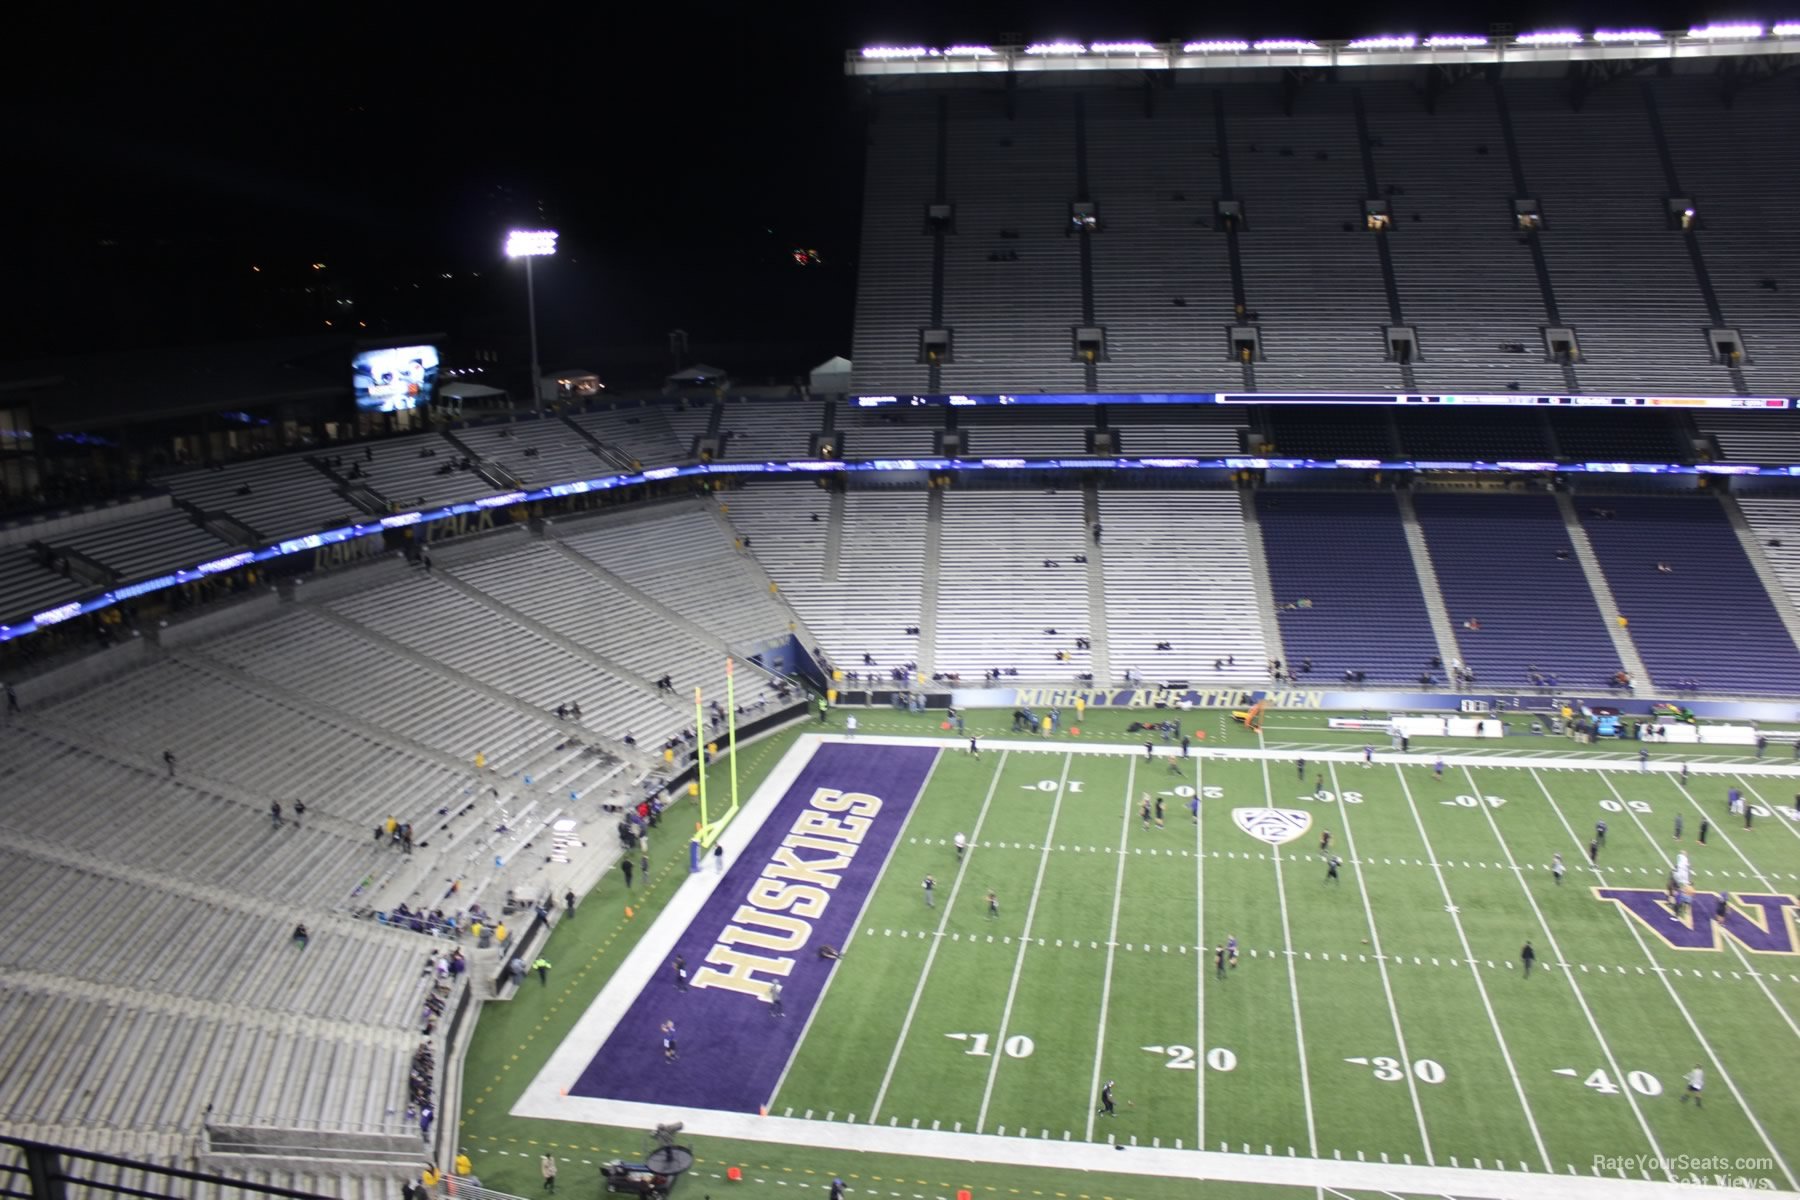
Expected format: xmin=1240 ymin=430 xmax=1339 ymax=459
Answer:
xmin=1594 ymin=888 xmax=1799 ymax=955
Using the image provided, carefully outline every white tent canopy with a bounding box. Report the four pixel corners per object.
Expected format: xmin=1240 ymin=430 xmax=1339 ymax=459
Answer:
xmin=808 ymin=355 xmax=853 ymax=395
xmin=665 ymin=364 xmax=731 ymax=388
xmin=438 ymin=382 xmax=509 ymax=401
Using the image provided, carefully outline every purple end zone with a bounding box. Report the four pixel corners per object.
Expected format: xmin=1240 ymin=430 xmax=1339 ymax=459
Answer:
xmin=570 ymin=741 xmax=940 ymax=1111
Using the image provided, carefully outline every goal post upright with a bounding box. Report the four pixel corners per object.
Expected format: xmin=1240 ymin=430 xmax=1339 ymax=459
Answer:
xmin=695 ymin=685 xmax=709 ymax=835
xmin=727 ymin=657 xmax=740 ymax=820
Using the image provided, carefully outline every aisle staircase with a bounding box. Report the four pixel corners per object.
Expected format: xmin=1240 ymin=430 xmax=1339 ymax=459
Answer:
xmin=1552 ymin=492 xmax=1654 ymax=691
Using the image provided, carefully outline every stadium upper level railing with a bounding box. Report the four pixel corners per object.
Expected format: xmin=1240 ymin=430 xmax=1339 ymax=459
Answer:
xmin=8 ymin=444 xmax=1800 ymax=650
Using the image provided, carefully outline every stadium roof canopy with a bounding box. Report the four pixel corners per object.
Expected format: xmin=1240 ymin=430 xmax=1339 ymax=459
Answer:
xmin=849 ymin=24 xmax=1800 ymax=78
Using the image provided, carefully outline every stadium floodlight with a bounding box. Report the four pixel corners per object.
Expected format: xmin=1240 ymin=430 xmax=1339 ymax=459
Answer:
xmin=1516 ymin=30 xmax=1585 ymax=44
xmin=504 ymin=229 xmax=557 ymax=259
xmin=1183 ymin=39 xmax=1252 ymax=52
xmin=943 ymin=44 xmax=997 ymax=55
xmin=1423 ymin=34 xmax=1488 ymax=47
xmin=505 ymin=229 xmax=557 ymax=417
xmin=1593 ymin=28 xmax=1664 ymax=41
xmin=1023 ymin=41 xmax=1086 ymax=54
xmin=1089 ymin=40 xmax=1159 ymax=54
xmin=1687 ymin=22 xmax=1763 ymax=37
xmin=1252 ymin=38 xmax=1320 ymax=50
xmin=1775 ymin=21 xmax=1800 ymax=35
xmin=861 ymin=45 xmax=933 ymax=59
xmin=1346 ymin=34 xmax=1417 ymax=49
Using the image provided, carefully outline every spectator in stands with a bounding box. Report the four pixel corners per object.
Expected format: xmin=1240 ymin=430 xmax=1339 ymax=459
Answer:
xmin=163 ymin=750 xmax=176 ymax=776
xmin=292 ymin=924 xmax=309 ymax=949
xmin=269 ymin=801 xmax=283 ymax=829
xmin=4 ymin=685 xmax=16 ymax=715
xmin=293 ymin=799 xmax=305 ymax=823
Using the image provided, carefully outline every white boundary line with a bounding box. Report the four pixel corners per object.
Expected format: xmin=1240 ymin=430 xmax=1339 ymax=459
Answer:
xmin=1529 ymin=767 xmax=1799 ymax=1191
xmin=1257 ymin=731 xmax=1320 ymax=1161
xmin=783 ymin=732 xmax=1800 ymax=776
xmin=1392 ymin=764 xmax=1553 ymax=1171
xmin=975 ymin=752 xmax=1073 ymax=1132
xmin=1327 ymin=761 xmax=1434 ymax=1165
xmin=766 ymin=746 xmax=946 ymax=1111
xmin=1083 ymin=756 xmax=1137 ymax=1142
xmin=1599 ymin=773 xmax=1800 ymax=1045
xmin=1730 ymin=772 xmax=1800 ymax=847
xmin=1457 ymin=765 xmax=1669 ymax=1180
xmin=866 ymin=749 xmax=1011 ymax=1123
xmin=1194 ymin=753 xmax=1206 ymax=1153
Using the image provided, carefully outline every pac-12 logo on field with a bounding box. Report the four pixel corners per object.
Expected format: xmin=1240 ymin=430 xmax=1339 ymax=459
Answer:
xmin=1232 ymin=807 xmax=1313 ymax=846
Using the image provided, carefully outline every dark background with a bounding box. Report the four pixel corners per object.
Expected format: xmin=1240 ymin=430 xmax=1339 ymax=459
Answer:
xmin=0 ymin=0 xmax=1711 ymax=382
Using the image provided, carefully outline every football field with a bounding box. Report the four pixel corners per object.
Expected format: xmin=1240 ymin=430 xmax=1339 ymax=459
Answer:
xmin=774 ymin=740 xmax=1800 ymax=1190
xmin=517 ymin=731 xmax=1800 ymax=1197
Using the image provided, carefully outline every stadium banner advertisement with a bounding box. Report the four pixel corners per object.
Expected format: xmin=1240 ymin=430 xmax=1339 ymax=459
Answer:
xmin=569 ymin=741 xmax=939 ymax=1112
xmin=947 ymin=686 xmax=1800 ymax=724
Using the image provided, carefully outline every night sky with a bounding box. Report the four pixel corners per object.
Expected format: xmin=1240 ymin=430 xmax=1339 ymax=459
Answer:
xmin=2 ymin=0 xmax=1712 ymax=380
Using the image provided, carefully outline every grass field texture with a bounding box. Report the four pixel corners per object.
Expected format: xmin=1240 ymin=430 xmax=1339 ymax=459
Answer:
xmin=459 ymin=711 xmax=1800 ymax=1198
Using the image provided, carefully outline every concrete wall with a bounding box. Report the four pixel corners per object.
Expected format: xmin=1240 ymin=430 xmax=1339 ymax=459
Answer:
xmin=154 ymin=590 xmax=283 ymax=648
xmin=0 ymin=495 xmax=173 ymax=547
xmin=8 ymin=636 xmax=151 ymax=707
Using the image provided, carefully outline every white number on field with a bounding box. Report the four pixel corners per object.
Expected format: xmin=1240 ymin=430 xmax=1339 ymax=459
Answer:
xmin=1166 ymin=785 xmax=1225 ymax=799
xmin=1304 ymin=791 xmax=1363 ymax=805
xmin=1599 ymin=799 xmax=1651 ymax=814
xmin=1030 ymin=780 xmax=1084 ymax=793
xmin=1141 ymin=1045 xmax=1236 ymax=1071
xmin=1349 ymin=1056 xmax=1445 ymax=1083
xmin=947 ymin=1032 xmax=1034 ymax=1058
xmin=1579 ymin=1068 xmax=1662 ymax=1096
xmin=1451 ymin=794 xmax=1507 ymax=809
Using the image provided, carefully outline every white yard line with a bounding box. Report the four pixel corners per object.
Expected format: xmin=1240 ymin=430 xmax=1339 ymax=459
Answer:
xmin=1327 ymin=761 xmax=1433 ymax=1166
xmin=1391 ymin=765 xmax=1552 ymax=1172
xmin=768 ymin=747 xmax=946 ymax=1111
xmin=1257 ymin=731 xmax=1320 ymax=1163
xmin=1194 ymin=754 xmax=1206 ymax=1154
xmin=1724 ymin=772 xmax=1800 ymax=848
xmin=1601 ymin=773 xmax=1800 ymax=1045
xmin=975 ymin=752 xmax=1074 ymax=1132
xmin=1457 ymin=766 xmax=1667 ymax=1180
xmin=866 ymin=750 xmax=1010 ymax=1123
xmin=1084 ymin=757 xmax=1138 ymax=1142
xmin=1529 ymin=767 xmax=1799 ymax=1191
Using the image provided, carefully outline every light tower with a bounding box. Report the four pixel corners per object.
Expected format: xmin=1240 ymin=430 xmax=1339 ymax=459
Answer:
xmin=504 ymin=229 xmax=558 ymax=416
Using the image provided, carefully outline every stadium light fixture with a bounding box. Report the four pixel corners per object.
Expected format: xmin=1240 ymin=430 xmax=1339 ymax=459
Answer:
xmin=1775 ymin=21 xmax=1800 ymax=34
xmin=1422 ymin=34 xmax=1488 ymax=47
xmin=1252 ymin=38 xmax=1320 ymax=50
xmin=861 ymin=45 xmax=933 ymax=59
xmin=1592 ymin=28 xmax=1664 ymax=41
xmin=1346 ymin=34 xmax=1418 ymax=49
xmin=504 ymin=230 xmax=558 ymax=259
xmin=1516 ymin=30 xmax=1585 ymax=44
xmin=1089 ymin=40 xmax=1158 ymax=54
xmin=1183 ymin=39 xmax=1252 ymax=52
xmin=505 ymin=229 xmax=557 ymax=417
xmin=1024 ymin=41 xmax=1086 ymax=54
xmin=943 ymin=44 xmax=997 ymax=56
xmin=1688 ymin=22 xmax=1763 ymax=37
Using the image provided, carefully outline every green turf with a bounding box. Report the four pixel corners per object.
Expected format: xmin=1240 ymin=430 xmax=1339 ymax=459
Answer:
xmin=456 ymin=711 xmax=1800 ymax=1198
